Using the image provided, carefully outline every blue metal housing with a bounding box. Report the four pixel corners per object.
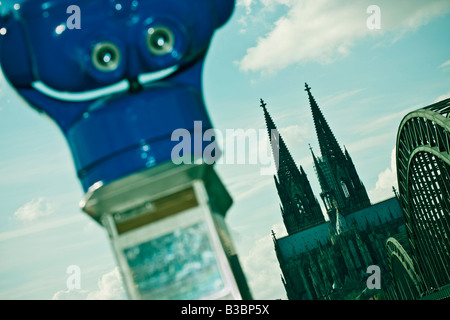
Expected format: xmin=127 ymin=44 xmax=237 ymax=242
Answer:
xmin=0 ymin=0 xmax=234 ymax=192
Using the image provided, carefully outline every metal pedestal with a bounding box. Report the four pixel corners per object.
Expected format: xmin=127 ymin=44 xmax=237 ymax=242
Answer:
xmin=80 ymin=162 xmax=252 ymax=300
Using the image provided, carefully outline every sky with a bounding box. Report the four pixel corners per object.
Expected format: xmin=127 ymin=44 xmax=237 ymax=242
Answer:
xmin=0 ymin=0 xmax=449 ymax=300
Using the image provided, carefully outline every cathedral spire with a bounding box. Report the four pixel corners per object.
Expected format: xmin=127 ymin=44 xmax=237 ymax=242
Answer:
xmin=261 ymin=99 xmax=325 ymax=234
xmin=260 ymin=98 xmax=298 ymax=182
xmin=305 ymin=83 xmax=345 ymax=166
xmin=305 ymin=83 xmax=371 ymax=217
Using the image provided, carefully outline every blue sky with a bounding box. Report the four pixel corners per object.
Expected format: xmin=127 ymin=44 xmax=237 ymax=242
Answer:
xmin=0 ymin=0 xmax=449 ymax=300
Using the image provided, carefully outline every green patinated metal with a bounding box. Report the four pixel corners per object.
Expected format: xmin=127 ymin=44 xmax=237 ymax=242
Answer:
xmin=390 ymin=97 xmax=450 ymax=300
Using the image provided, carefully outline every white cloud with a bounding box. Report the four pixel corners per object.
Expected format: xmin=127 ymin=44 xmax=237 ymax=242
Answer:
xmin=435 ymin=92 xmax=450 ymax=102
xmin=237 ymin=0 xmax=295 ymax=15
xmin=51 ymin=289 xmax=91 ymax=300
xmin=242 ymin=223 xmax=287 ymax=299
xmin=52 ymin=267 xmax=127 ymax=300
xmin=439 ymin=59 xmax=450 ymax=72
xmin=352 ymin=106 xmax=417 ymax=135
xmin=0 ymin=214 xmax=84 ymax=242
xmin=86 ymin=267 xmax=126 ymax=300
xmin=320 ymin=89 xmax=365 ymax=109
xmin=13 ymin=197 xmax=56 ymax=223
xmin=237 ymin=0 xmax=254 ymax=14
xmin=346 ymin=132 xmax=392 ymax=154
xmin=224 ymin=168 xmax=275 ymax=201
xmin=237 ymin=177 xmax=274 ymax=201
xmin=368 ymin=147 xmax=398 ymax=203
xmin=239 ymin=0 xmax=450 ymax=73
xmin=279 ymin=124 xmax=309 ymax=147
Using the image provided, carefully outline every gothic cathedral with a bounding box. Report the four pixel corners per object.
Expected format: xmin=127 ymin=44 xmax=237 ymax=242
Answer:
xmin=263 ymin=83 xmax=405 ymax=300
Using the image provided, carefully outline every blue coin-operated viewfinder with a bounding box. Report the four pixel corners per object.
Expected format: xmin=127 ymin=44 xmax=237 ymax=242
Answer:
xmin=0 ymin=0 xmax=235 ymax=192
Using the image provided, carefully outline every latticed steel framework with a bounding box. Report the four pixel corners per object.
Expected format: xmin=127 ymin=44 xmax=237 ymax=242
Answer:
xmin=396 ymin=98 xmax=450 ymax=294
xmin=386 ymin=235 xmax=422 ymax=299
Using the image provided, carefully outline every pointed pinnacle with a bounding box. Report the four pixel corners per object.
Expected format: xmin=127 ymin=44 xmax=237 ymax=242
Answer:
xmin=305 ymin=83 xmax=311 ymax=93
xmin=260 ymin=98 xmax=267 ymax=108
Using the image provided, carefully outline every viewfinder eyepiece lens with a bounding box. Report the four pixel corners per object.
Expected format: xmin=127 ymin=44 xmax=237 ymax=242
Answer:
xmin=91 ymin=42 xmax=121 ymax=72
xmin=146 ymin=26 xmax=175 ymax=56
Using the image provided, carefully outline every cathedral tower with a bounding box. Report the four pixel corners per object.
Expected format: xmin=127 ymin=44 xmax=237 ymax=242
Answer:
xmin=261 ymin=99 xmax=325 ymax=234
xmin=305 ymin=83 xmax=371 ymax=223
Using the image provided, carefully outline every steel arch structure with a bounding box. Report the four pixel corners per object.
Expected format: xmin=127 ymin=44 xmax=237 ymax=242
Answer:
xmin=396 ymin=97 xmax=450 ymax=297
xmin=386 ymin=235 xmax=423 ymax=299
